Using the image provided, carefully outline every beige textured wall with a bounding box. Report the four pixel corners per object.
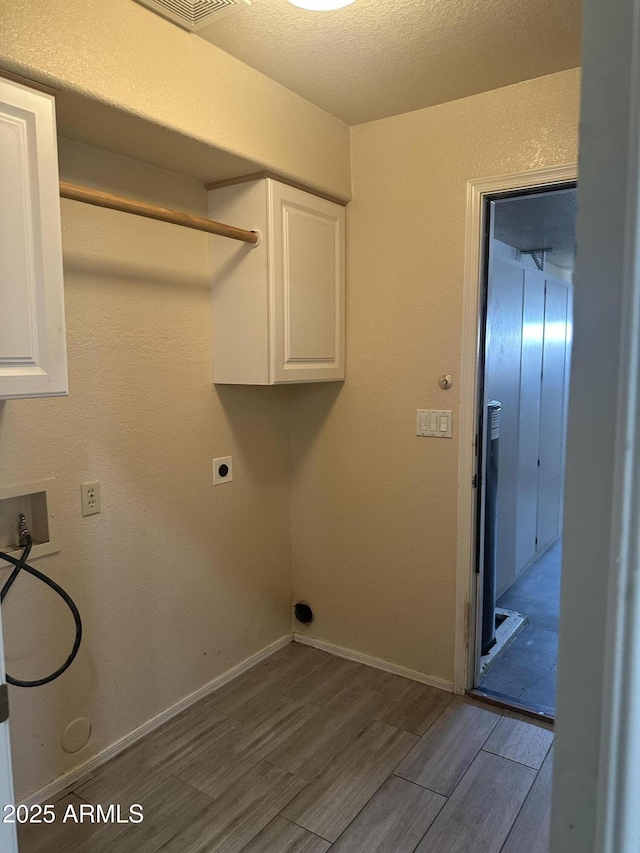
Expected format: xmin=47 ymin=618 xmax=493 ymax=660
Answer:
xmin=291 ymin=69 xmax=581 ymax=684
xmin=0 ymin=0 xmax=350 ymax=200
xmin=0 ymin=139 xmax=292 ymax=799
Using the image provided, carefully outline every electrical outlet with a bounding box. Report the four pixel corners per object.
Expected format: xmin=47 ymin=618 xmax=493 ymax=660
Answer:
xmin=213 ymin=457 xmax=233 ymax=485
xmin=81 ymin=481 xmax=101 ymax=516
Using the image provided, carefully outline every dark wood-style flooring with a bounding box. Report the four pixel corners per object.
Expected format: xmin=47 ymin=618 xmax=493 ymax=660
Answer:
xmin=19 ymin=642 xmax=554 ymax=852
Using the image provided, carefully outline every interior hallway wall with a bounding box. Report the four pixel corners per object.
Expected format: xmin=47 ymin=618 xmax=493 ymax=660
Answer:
xmin=0 ymin=139 xmax=293 ymax=800
xmin=291 ymin=68 xmax=580 ymax=684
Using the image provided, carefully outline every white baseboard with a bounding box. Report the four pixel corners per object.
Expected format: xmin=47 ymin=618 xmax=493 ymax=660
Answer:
xmin=22 ymin=633 xmax=292 ymax=806
xmin=293 ymin=633 xmax=454 ymax=693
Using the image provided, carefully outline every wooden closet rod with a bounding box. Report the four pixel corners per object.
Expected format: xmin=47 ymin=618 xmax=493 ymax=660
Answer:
xmin=59 ymin=181 xmax=259 ymax=245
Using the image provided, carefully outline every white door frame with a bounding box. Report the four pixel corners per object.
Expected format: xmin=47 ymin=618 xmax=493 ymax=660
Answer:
xmin=550 ymin=0 xmax=640 ymax=848
xmin=453 ymin=163 xmax=578 ymax=695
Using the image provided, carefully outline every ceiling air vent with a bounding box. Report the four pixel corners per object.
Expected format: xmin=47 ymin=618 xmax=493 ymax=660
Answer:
xmin=134 ymin=0 xmax=251 ymax=32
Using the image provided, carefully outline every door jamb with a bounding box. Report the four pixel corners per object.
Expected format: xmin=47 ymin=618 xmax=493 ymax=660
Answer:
xmin=453 ymin=163 xmax=578 ymax=695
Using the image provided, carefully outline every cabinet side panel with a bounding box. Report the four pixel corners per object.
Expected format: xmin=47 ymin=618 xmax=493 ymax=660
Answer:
xmin=0 ymin=79 xmax=68 ymax=400
xmin=208 ymin=182 xmax=270 ymax=385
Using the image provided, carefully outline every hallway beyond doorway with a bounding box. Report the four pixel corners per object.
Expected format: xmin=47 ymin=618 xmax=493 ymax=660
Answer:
xmin=479 ymin=540 xmax=561 ymax=716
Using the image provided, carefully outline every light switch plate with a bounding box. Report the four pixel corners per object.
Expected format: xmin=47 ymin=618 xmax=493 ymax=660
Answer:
xmin=416 ymin=409 xmax=453 ymax=438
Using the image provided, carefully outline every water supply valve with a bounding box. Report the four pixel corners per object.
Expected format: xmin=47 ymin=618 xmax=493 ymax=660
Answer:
xmin=17 ymin=514 xmax=31 ymax=548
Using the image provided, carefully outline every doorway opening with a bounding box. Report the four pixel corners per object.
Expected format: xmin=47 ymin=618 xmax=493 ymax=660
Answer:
xmin=471 ymin=184 xmax=576 ymax=719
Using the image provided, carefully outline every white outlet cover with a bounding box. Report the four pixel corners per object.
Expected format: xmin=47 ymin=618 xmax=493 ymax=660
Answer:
xmin=213 ymin=457 xmax=233 ymax=485
xmin=81 ymin=481 xmax=101 ymax=516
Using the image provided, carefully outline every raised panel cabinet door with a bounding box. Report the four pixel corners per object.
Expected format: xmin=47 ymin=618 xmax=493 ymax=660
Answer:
xmin=0 ymin=78 xmax=68 ymax=399
xmin=270 ymin=182 xmax=345 ymax=383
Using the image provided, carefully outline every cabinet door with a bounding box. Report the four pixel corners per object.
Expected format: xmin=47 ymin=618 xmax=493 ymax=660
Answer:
xmin=270 ymin=182 xmax=345 ymax=383
xmin=0 ymin=79 xmax=68 ymax=399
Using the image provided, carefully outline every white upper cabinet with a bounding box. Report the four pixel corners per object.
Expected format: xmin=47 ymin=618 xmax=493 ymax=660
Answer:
xmin=208 ymin=177 xmax=345 ymax=384
xmin=0 ymin=78 xmax=68 ymax=400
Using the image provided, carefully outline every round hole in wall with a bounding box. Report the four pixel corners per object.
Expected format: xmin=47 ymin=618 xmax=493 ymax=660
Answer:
xmin=294 ymin=602 xmax=314 ymax=624
xmin=218 ymin=464 xmax=229 ymax=478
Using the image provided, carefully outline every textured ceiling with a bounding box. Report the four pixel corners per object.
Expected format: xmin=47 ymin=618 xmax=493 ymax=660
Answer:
xmin=494 ymin=188 xmax=577 ymax=271
xmin=196 ymin=0 xmax=582 ymax=125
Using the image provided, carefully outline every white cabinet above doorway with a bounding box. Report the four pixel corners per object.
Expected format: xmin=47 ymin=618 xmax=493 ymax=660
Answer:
xmin=207 ymin=177 xmax=346 ymax=385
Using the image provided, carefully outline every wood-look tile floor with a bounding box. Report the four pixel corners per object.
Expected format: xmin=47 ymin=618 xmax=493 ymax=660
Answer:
xmin=19 ymin=643 xmax=554 ymax=853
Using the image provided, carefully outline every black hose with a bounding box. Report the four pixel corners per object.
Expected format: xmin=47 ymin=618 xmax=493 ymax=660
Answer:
xmin=0 ymin=537 xmax=82 ymax=687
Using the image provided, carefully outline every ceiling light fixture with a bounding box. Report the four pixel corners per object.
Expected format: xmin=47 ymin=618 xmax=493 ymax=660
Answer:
xmin=287 ymin=0 xmax=357 ymax=10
